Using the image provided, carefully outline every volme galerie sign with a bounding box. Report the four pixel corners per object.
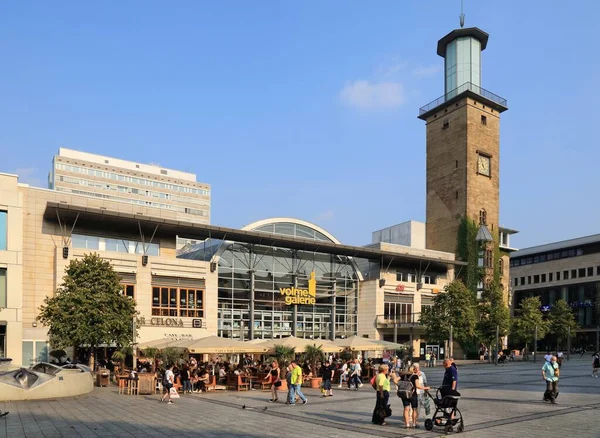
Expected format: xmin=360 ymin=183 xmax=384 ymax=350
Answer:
xmin=279 ymin=272 xmax=317 ymax=305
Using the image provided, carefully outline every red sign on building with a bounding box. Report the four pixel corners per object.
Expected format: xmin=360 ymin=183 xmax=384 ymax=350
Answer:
xmin=395 ymin=284 xmax=405 ymax=292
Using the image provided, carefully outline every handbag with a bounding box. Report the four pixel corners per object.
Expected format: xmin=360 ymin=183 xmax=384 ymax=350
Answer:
xmin=169 ymin=387 xmax=180 ymax=399
xmin=274 ymin=380 xmax=282 ymax=387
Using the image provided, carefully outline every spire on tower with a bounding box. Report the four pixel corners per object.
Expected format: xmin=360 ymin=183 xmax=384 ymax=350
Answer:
xmin=460 ymin=0 xmax=465 ymax=28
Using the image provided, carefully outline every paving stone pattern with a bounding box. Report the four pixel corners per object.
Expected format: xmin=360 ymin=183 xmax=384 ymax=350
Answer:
xmin=1 ymin=357 xmax=599 ymax=437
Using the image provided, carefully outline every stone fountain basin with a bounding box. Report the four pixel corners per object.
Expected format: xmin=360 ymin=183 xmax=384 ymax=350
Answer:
xmin=0 ymin=362 xmax=94 ymax=401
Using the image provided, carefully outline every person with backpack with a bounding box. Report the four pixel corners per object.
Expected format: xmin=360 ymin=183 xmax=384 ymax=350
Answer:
xmin=371 ymin=364 xmax=391 ymax=425
xmin=592 ymin=352 xmax=600 ymax=377
xmin=401 ymin=365 xmax=429 ymax=429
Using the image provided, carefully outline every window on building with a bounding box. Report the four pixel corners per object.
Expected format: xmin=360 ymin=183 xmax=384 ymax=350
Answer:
xmin=0 ymin=269 xmax=6 ymax=308
xmin=479 ymin=209 xmax=487 ymax=225
xmin=383 ymin=303 xmax=413 ymax=323
xmin=152 ymin=286 xmax=204 ymax=317
xmin=541 ymin=274 xmax=546 ymax=282
xmin=484 ymin=250 xmax=493 ymax=268
xmin=514 ymin=277 xmax=518 ymax=287
xmin=72 ymin=234 xmax=159 ymax=256
xmin=122 ymin=284 xmax=135 ymax=299
xmin=597 ymin=266 xmax=600 ymax=276
xmin=520 ymin=276 xmax=525 ymax=285
xmin=498 ymin=259 xmax=504 ymax=275
xmin=407 ymin=273 xmax=417 ymax=283
xmin=549 ymin=273 xmax=553 ymax=282
xmin=533 ymin=275 xmax=540 ymax=284
xmin=481 ymin=115 xmax=487 ymax=126
xmin=571 ymin=269 xmax=577 ymax=279
xmin=0 ymin=211 xmax=6 ymax=250
xmin=579 ymin=268 xmax=586 ymax=278
xmin=528 ymin=276 xmax=532 ymax=284
xmin=396 ymin=272 xmax=404 ymax=282
xmin=563 ymin=271 xmax=569 ymax=280
xmin=588 ymin=267 xmax=593 ymax=277
xmin=556 ymin=272 xmax=560 ymax=281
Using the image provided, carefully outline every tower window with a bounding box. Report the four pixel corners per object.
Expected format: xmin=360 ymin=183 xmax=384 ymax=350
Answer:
xmin=481 ymin=115 xmax=487 ymax=126
xmin=455 ymin=160 xmax=458 ymax=169
xmin=455 ymin=190 xmax=458 ymax=199
xmin=484 ymin=250 xmax=493 ymax=268
xmin=479 ymin=209 xmax=487 ymax=225
xmin=442 ymin=120 xmax=449 ymax=129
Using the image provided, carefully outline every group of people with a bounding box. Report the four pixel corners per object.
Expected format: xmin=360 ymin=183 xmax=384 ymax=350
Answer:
xmin=261 ymin=359 xmax=309 ymax=405
xmin=372 ymin=357 xmax=458 ymax=428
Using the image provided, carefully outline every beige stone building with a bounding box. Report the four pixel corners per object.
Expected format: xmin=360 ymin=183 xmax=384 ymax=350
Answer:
xmin=1 ymin=172 xmax=216 ymax=366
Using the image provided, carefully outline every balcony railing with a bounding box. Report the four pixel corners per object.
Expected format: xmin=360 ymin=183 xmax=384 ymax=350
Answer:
xmin=419 ymin=82 xmax=507 ymax=116
xmin=376 ymin=313 xmax=422 ymax=328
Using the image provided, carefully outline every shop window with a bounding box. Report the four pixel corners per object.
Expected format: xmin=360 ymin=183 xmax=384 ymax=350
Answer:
xmin=152 ymin=286 xmax=203 ymax=317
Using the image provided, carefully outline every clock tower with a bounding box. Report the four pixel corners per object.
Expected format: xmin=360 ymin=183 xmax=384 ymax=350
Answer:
xmin=419 ymin=26 xmax=508 ymax=255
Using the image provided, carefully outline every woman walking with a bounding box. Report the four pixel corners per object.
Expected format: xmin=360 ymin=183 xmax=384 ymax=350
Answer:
xmin=267 ymin=360 xmax=281 ymax=402
xmin=160 ymin=364 xmax=175 ymax=404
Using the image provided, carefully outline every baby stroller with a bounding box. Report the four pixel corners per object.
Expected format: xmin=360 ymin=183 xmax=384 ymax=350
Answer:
xmin=424 ymin=386 xmax=464 ymax=434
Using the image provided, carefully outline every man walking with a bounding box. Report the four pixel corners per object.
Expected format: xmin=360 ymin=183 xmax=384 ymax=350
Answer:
xmin=289 ymin=360 xmax=307 ymax=405
xmin=542 ymin=355 xmax=559 ymax=404
xmin=320 ymin=359 xmax=335 ymax=397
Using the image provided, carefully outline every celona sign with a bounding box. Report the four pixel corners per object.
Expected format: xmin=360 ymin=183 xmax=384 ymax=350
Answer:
xmin=279 ymin=272 xmax=317 ymax=305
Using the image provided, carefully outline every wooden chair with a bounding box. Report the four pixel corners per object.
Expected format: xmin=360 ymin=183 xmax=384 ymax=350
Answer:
xmin=227 ymin=374 xmax=250 ymax=391
xmin=118 ymin=376 xmax=128 ymax=395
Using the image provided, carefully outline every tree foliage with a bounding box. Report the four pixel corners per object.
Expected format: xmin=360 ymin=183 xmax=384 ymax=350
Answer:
xmin=273 ymin=345 xmax=296 ymax=367
xmin=548 ymin=299 xmax=578 ymax=348
xmin=476 ymin=282 xmax=510 ymax=351
xmin=511 ymin=296 xmax=549 ymax=350
xmin=302 ymin=344 xmax=325 ymax=376
xmin=420 ymin=280 xmax=477 ymax=345
xmin=37 ymin=253 xmax=138 ymax=367
xmin=456 ymin=218 xmax=480 ymax=292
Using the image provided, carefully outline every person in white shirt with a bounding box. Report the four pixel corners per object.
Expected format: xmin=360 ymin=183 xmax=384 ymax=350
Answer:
xmin=338 ymin=362 xmax=349 ymax=388
xmin=544 ymin=353 xmax=552 ymax=363
xmin=160 ymin=364 xmax=175 ymax=404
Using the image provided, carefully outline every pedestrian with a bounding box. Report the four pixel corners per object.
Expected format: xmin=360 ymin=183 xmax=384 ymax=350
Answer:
xmin=557 ymin=351 xmax=563 ymax=368
xmin=338 ymin=361 xmax=348 ymax=388
xmin=592 ymin=352 xmax=599 ymax=377
xmin=425 ymin=352 xmax=430 ymax=368
xmin=348 ymin=359 xmax=361 ymax=390
xmin=541 ymin=355 xmax=559 ymax=404
xmin=430 ymin=353 xmax=436 ymax=368
xmin=544 ymin=351 xmax=552 ymax=363
xmin=160 ymin=364 xmax=175 ymax=404
xmin=441 ymin=359 xmax=458 ymax=397
xmin=180 ymin=364 xmax=192 ymax=394
xmin=372 ymin=364 xmax=391 ymax=426
xmin=289 ymin=360 xmax=307 ymax=405
xmin=404 ymin=364 xmax=429 ymax=429
xmin=267 ymin=360 xmax=281 ymax=402
xmin=320 ymin=359 xmax=335 ymax=397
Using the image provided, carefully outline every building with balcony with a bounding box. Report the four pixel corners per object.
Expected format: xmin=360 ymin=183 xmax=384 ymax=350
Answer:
xmin=510 ymin=234 xmax=600 ymax=350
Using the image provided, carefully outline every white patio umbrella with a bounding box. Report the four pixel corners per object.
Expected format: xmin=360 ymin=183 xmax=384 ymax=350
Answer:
xmin=256 ymin=336 xmax=343 ymax=353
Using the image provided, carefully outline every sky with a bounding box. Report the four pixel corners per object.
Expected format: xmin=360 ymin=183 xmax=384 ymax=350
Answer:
xmin=1 ymin=1 xmax=599 ymax=250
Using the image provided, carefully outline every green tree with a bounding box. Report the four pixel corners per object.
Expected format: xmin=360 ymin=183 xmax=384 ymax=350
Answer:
xmin=302 ymin=344 xmax=325 ymax=377
xmin=37 ymin=253 xmax=138 ymax=369
xmin=273 ymin=345 xmax=296 ymax=368
xmin=548 ymin=299 xmax=578 ymax=350
xmin=511 ymin=296 xmax=549 ymax=355
xmin=420 ymin=280 xmax=477 ymax=346
xmin=476 ymin=283 xmax=510 ymax=360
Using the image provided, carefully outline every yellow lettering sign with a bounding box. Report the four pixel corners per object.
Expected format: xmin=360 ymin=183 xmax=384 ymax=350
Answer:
xmin=279 ymin=272 xmax=317 ymax=306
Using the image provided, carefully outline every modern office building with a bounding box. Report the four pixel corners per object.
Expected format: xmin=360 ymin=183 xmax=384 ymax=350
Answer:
xmin=0 ymin=171 xmax=463 ymax=366
xmin=511 ymin=234 xmax=600 ymax=349
xmin=48 ymin=148 xmax=211 ymax=248
xmin=418 ymin=24 xmax=517 ymax=302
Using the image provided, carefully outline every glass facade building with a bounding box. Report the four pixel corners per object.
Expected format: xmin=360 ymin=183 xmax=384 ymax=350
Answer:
xmin=180 ymin=219 xmax=361 ymax=340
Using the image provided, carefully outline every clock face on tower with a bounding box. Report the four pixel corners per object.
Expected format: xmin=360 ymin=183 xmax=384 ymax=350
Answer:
xmin=477 ymin=154 xmax=491 ymax=177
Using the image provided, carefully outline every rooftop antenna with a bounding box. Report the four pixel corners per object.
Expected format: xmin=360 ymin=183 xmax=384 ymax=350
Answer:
xmin=459 ymin=0 xmax=465 ymax=28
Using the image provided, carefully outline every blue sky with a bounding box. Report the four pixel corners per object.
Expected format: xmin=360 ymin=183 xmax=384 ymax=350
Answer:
xmin=1 ymin=1 xmax=598 ymax=249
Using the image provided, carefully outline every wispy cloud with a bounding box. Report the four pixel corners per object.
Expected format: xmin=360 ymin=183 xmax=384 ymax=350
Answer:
xmin=314 ymin=209 xmax=335 ymax=222
xmin=15 ymin=167 xmax=44 ymax=187
xmin=412 ymin=64 xmax=441 ymax=78
xmin=339 ymin=80 xmax=405 ymax=110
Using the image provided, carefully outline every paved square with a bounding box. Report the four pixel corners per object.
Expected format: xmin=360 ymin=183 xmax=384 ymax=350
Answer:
xmin=1 ymin=357 xmax=599 ymax=437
